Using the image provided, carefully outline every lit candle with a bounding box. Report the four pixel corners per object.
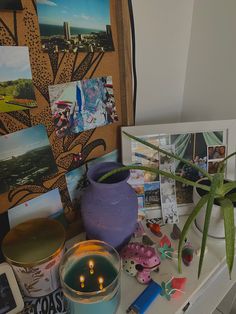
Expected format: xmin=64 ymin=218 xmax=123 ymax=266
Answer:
xmin=88 ymin=260 xmax=94 ymax=275
xmin=98 ymin=277 xmax=104 ymax=290
xmin=60 ymin=240 xmax=121 ymax=314
xmin=80 ymin=275 xmax=85 ymax=288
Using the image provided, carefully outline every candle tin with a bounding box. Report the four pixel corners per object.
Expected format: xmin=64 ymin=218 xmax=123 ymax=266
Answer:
xmin=59 ymin=240 xmax=121 ymax=314
xmin=2 ymin=217 xmax=66 ymax=298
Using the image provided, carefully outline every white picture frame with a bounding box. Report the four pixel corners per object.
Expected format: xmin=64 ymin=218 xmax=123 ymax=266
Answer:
xmin=122 ymin=119 xmax=236 ymax=218
xmin=0 ymin=262 xmax=24 ymax=314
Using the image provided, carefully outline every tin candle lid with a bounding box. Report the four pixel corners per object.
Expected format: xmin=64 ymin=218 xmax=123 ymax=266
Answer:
xmin=2 ymin=218 xmax=66 ymax=267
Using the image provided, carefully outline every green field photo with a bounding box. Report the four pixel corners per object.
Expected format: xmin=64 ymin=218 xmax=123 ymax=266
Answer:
xmin=0 ymin=46 xmax=37 ymax=112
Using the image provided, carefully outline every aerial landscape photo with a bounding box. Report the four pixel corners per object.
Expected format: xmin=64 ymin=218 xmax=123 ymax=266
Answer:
xmin=36 ymin=0 xmax=114 ymax=52
xmin=0 ymin=125 xmax=57 ymax=196
xmin=0 ymin=46 xmax=37 ymax=112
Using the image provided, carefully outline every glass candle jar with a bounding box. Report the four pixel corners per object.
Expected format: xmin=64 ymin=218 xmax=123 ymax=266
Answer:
xmin=59 ymin=240 xmax=121 ymax=314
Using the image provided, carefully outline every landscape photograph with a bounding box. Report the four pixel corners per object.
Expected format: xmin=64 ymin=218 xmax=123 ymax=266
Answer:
xmin=8 ymin=189 xmax=64 ymax=228
xmin=0 ymin=125 xmax=57 ymax=197
xmin=36 ymin=0 xmax=114 ymax=52
xmin=0 ymin=46 xmax=37 ymax=112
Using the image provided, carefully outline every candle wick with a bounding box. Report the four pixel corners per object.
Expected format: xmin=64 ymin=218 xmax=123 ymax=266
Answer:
xmin=98 ymin=277 xmax=104 ymax=290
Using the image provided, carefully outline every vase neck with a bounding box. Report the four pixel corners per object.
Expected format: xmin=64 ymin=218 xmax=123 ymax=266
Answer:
xmin=87 ymin=162 xmax=129 ymax=189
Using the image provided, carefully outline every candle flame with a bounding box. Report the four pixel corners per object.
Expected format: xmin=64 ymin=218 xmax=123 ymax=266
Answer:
xmin=98 ymin=277 xmax=104 ymax=290
xmin=89 ymin=260 xmax=94 ymax=275
xmin=80 ymin=275 xmax=85 ymax=288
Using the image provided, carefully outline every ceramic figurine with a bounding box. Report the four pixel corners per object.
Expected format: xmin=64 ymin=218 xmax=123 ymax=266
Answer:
xmin=121 ymin=242 xmax=161 ymax=284
xmin=147 ymin=223 xmax=162 ymax=237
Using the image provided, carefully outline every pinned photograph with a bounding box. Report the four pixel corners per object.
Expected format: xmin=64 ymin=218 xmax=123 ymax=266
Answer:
xmin=208 ymin=161 xmax=221 ymax=174
xmin=144 ymin=182 xmax=161 ymax=208
xmin=132 ymin=185 xmax=144 ymax=195
xmin=36 ymin=0 xmax=114 ymax=53
xmin=159 ymin=146 xmax=178 ymax=224
xmin=137 ymin=195 xmax=144 ymax=210
xmin=49 ymin=76 xmax=117 ymax=137
xmin=131 ymin=137 xmax=160 ymax=165
xmin=207 ymin=145 xmax=226 ymax=174
xmin=0 ymin=125 xmax=57 ymax=200
xmin=0 ymin=0 xmax=23 ymax=10
xmin=66 ymin=150 xmax=118 ymax=206
xmin=8 ymin=189 xmax=64 ymax=228
xmin=0 ymin=46 xmax=37 ymax=112
xmin=127 ymin=168 xmax=144 ymax=186
xmin=208 ymin=145 xmax=226 ymax=160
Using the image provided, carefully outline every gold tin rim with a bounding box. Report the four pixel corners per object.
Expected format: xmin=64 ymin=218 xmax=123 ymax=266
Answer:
xmin=2 ymin=218 xmax=66 ymax=267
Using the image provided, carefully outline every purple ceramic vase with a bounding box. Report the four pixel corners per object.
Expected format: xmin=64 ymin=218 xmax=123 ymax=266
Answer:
xmin=81 ymin=162 xmax=138 ymax=249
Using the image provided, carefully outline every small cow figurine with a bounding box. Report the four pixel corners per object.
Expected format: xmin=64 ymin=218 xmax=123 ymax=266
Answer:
xmin=120 ymin=242 xmax=161 ymax=284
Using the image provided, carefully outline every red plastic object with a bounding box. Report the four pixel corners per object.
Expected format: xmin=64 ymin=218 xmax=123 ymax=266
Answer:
xmin=160 ymin=235 xmax=171 ymax=248
xmin=171 ymin=277 xmax=187 ymax=298
xmin=147 ymin=223 xmax=162 ymax=237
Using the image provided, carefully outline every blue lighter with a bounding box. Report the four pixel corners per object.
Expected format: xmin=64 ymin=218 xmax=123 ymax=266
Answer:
xmin=126 ymin=280 xmax=162 ymax=314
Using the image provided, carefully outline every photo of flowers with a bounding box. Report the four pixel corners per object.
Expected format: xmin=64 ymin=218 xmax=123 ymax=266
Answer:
xmin=36 ymin=0 xmax=114 ymax=53
xmin=0 ymin=125 xmax=58 ymax=202
xmin=0 ymin=0 xmax=23 ymax=10
xmin=8 ymin=189 xmax=64 ymax=228
xmin=49 ymin=76 xmax=118 ymax=137
xmin=0 ymin=46 xmax=37 ymax=112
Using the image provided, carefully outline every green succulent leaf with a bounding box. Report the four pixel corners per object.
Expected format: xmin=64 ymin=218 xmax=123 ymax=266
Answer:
xmin=123 ymin=131 xmax=212 ymax=180
xmin=222 ymin=151 xmax=236 ymax=164
xmin=222 ymin=182 xmax=236 ymax=196
xmin=219 ymin=198 xmax=235 ymax=279
xmin=227 ymin=193 xmax=236 ymax=203
xmin=178 ymin=194 xmax=209 ymax=274
xmin=198 ymin=174 xmax=221 ymax=278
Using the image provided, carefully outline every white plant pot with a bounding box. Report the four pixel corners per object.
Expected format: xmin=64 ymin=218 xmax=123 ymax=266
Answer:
xmin=193 ymin=179 xmax=236 ymax=239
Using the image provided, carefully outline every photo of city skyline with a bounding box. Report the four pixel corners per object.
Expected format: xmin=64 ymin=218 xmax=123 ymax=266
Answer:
xmin=36 ymin=0 xmax=114 ymax=53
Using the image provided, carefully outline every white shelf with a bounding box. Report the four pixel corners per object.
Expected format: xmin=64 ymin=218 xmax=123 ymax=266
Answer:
xmin=117 ymin=216 xmax=236 ymax=314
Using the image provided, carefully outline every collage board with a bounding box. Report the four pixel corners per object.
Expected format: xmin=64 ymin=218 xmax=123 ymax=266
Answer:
xmin=128 ymin=130 xmax=226 ymax=223
xmin=0 ymin=0 xmax=123 ymax=252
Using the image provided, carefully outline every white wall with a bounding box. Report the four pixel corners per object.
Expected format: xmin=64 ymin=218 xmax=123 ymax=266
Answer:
xmin=181 ymin=0 xmax=236 ymax=122
xmin=133 ymin=0 xmax=194 ymax=125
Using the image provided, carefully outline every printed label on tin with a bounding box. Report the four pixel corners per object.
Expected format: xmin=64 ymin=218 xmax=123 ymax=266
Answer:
xmin=23 ymin=288 xmax=66 ymax=314
xmin=12 ymin=250 xmax=64 ymax=298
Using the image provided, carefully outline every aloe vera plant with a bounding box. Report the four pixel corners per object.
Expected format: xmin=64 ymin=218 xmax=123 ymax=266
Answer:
xmin=99 ymin=131 xmax=236 ymax=278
